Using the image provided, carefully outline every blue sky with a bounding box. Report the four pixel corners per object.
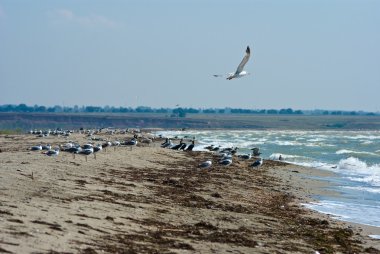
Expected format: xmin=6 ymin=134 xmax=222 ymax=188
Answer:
xmin=0 ymin=0 xmax=379 ymax=111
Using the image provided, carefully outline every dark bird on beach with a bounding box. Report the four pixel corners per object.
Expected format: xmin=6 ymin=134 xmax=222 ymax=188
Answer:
xmin=94 ymin=144 xmax=103 ymax=152
xmin=82 ymin=144 xmax=93 ymax=150
xmin=171 ymin=139 xmax=184 ymax=150
xmin=238 ymin=147 xmax=259 ymax=160
xmin=179 ymin=143 xmax=187 ymax=150
xmin=125 ymin=138 xmax=138 ymax=150
xmin=161 ymin=138 xmax=169 ymax=146
xmin=219 ymin=158 xmax=232 ymax=166
xmin=161 ymin=138 xmax=173 ymax=148
xmin=211 ymin=145 xmax=221 ymax=152
xmin=251 ymin=158 xmax=263 ymax=168
xmin=238 ymin=153 xmax=251 ymax=160
xmin=102 ymin=141 xmax=112 ymax=148
xmin=204 ymin=144 xmax=214 ymax=150
xmin=31 ymin=145 xmax=42 ymax=151
xmin=65 ymin=147 xmax=82 ymax=154
xmin=42 ymin=144 xmax=51 ymax=150
xmin=45 ymin=148 xmax=59 ymax=156
xmin=251 ymin=147 xmax=261 ymax=156
xmin=125 ymin=138 xmax=137 ymax=146
xmin=81 ymin=147 xmax=94 ymax=155
xmin=231 ymin=147 xmax=239 ymax=155
xmin=199 ymin=160 xmax=212 ymax=169
xmin=186 ymin=140 xmax=195 ymax=151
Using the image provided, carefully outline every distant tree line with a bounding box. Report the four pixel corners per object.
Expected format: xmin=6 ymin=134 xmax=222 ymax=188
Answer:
xmin=0 ymin=104 xmax=378 ymax=117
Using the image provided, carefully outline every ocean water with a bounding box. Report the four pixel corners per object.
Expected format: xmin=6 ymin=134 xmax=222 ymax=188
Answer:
xmin=155 ymin=130 xmax=380 ymax=229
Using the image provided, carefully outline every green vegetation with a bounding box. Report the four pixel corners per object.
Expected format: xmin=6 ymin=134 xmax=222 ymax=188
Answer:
xmin=0 ymin=104 xmax=378 ymax=116
xmin=0 ymin=128 xmax=23 ymax=135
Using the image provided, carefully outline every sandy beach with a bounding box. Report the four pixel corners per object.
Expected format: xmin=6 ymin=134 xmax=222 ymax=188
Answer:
xmin=1 ymin=131 xmax=379 ymax=253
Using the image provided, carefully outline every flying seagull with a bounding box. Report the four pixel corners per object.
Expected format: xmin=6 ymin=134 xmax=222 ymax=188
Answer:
xmin=214 ymin=46 xmax=251 ymax=80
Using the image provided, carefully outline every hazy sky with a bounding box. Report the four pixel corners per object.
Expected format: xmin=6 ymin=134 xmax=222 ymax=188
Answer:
xmin=1 ymin=0 xmax=379 ymax=111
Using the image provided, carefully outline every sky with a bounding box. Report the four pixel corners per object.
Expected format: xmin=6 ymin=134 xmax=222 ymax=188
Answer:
xmin=0 ymin=0 xmax=379 ymax=111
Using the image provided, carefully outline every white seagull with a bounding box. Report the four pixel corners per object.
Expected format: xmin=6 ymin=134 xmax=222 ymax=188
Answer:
xmin=214 ymin=46 xmax=251 ymax=80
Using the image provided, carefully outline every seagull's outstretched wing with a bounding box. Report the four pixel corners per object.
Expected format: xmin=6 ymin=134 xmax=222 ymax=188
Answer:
xmin=235 ymin=46 xmax=250 ymax=74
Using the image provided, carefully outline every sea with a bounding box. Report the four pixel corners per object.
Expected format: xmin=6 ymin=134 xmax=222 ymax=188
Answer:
xmin=155 ymin=129 xmax=380 ymax=233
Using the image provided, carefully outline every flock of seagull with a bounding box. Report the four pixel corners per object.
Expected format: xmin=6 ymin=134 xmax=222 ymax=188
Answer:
xmin=199 ymin=144 xmax=263 ymax=169
xmin=30 ymin=137 xmax=138 ymax=157
xmin=159 ymin=137 xmax=264 ymax=169
xmin=29 ymin=128 xmax=264 ymax=170
xmin=160 ymin=138 xmax=195 ymax=151
xmin=29 ymin=128 xmax=145 ymax=158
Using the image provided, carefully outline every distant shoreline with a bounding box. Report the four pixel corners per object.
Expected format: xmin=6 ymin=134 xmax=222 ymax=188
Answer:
xmin=1 ymin=112 xmax=380 ymax=131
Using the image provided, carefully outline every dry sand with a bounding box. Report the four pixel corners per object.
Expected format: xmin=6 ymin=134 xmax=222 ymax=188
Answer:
xmin=0 ymin=131 xmax=379 ymax=253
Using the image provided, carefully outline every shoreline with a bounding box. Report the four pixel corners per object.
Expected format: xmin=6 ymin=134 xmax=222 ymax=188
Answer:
xmin=266 ymin=161 xmax=380 ymax=249
xmin=0 ymin=132 xmax=379 ymax=253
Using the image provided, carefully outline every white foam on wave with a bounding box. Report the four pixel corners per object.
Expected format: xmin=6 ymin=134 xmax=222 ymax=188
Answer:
xmin=342 ymin=186 xmax=380 ymax=194
xmin=293 ymin=161 xmax=337 ymax=171
xmin=269 ymin=153 xmax=304 ymax=160
xmin=268 ymin=153 xmax=337 ymax=170
xmin=369 ymin=235 xmax=380 ymax=239
xmin=342 ymin=134 xmax=380 ymax=140
xmin=337 ymin=157 xmax=380 ymax=186
xmin=271 ymin=140 xmax=303 ymax=146
xmin=338 ymin=157 xmax=380 ymax=173
xmin=336 ymin=149 xmax=378 ymax=156
xmin=303 ymin=200 xmax=380 ymax=228
xmin=307 ymin=138 xmax=326 ymax=142
xmin=345 ymin=176 xmax=380 ymax=187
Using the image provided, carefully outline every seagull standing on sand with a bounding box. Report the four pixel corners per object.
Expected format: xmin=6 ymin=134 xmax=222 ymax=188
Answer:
xmin=199 ymin=160 xmax=212 ymax=169
xmin=46 ymin=148 xmax=60 ymax=156
xmin=31 ymin=145 xmax=42 ymax=151
xmin=186 ymin=140 xmax=195 ymax=151
xmin=219 ymin=158 xmax=232 ymax=166
xmin=238 ymin=153 xmax=251 ymax=160
xmin=125 ymin=138 xmax=138 ymax=150
xmin=251 ymin=158 xmax=263 ymax=168
xmin=214 ymin=46 xmax=251 ymax=80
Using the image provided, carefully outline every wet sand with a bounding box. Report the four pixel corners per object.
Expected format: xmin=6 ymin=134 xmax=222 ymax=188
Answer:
xmin=0 ymin=131 xmax=379 ymax=253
